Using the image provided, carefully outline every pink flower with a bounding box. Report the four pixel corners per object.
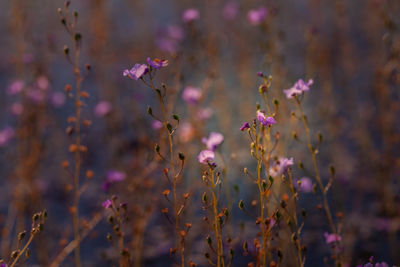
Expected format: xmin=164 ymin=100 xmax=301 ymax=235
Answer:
xmin=106 ymin=170 xmax=126 ymax=183
xmin=182 ymin=8 xmax=200 ymax=23
xmin=7 ymin=80 xmax=24 ymax=95
xmin=182 ymin=86 xmax=202 ymax=105
xmin=51 ymin=92 xmax=66 ymax=107
xmin=247 ymin=7 xmax=268 ymax=26
xmin=240 ymin=122 xmax=250 ymax=131
xmin=102 ymin=199 xmax=112 ymax=209
xmin=257 ymin=111 xmax=276 ymax=126
xmin=123 ymin=64 xmax=149 ymax=80
xmin=324 ymin=232 xmax=342 ymax=244
xmin=283 ymin=79 xmax=313 ymax=99
xmin=197 ymin=107 xmax=213 ymax=120
xmin=147 ymin=58 xmax=169 ymax=69
xmin=222 ymin=1 xmax=239 ymax=21
xmin=152 ymin=120 xmax=163 ymax=130
xmin=37 ymin=76 xmax=50 ymax=90
xmin=269 ymin=157 xmax=294 ymax=177
xmin=94 ymin=101 xmax=112 ymax=117
xmin=198 ymin=150 xmax=215 ymax=164
xmin=0 ymin=127 xmax=14 ymax=147
xmin=11 ymin=103 xmax=23 ymax=116
xmin=298 ymin=177 xmax=313 ymax=193
xmin=202 ymin=132 xmax=224 ymax=151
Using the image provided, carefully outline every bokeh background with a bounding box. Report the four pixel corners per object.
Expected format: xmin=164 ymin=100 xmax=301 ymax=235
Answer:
xmin=0 ymin=0 xmax=399 ymax=266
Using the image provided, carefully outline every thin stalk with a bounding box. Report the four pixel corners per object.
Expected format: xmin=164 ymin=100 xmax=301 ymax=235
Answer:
xmin=210 ymin=170 xmax=224 ymax=267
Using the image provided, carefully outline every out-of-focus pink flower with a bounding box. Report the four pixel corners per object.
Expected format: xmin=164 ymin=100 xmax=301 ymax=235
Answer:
xmin=283 ymin=79 xmax=313 ymax=99
xmin=7 ymin=80 xmax=25 ymax=95
xmin=269 ymin=157 xmax=294 ymax=177
xmin=179 ymin=122 xmax=195 ymax=143
xmin=0 ymin=127 xmax=14 ymax=147
xmin=94 ymin=101 xmax=112 ymax=117
xmin=324 ymin=232 xmax=342 ymax=244
xmin=198 ymin=150 xmax=215 ymax=164
xmin=182 ymin=8 xmax=200 ymax=23
xmin=182 ymin=86 xmax=202 ymax=105
xmin=202 ymin=132 xmax=224 ymax=151
xmin=247 ymin=7 xmax=268 ymax=26
xmin=197 ymin=107 xmax=213 ymax=120
xmin=27 ymin=89 xmax=45 ymax=103
xmin=152 ymin=120 xmax=163 ymax=130
xmin=37 ymin=76 xmax=50 ymax=90
xmin=51 ymin=92 xmax=66 ymax=107
xmin=222 ymin=1 xmax=239 ymax=20
xmin=298 ymin=177 xmax=313 ymax=193
xmin=147 ymin=58 xmax=169 ymax=69
xmin=123 ymin=64 xmax=149 ymax=80
xmin=11 ymin=103 xmax=23 ymax=116
xmin=23 ymin=53 xmax=34 ymax=63
xmin=106 ymin=170 xmax=126 ymax=182
xmin=157 ymin=25 xmax=184 ymax=54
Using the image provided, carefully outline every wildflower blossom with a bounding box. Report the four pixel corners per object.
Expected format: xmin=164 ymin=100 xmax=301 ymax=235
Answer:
xmin=198 ymin=150 xmax=215 ymax=164
xmin=94 ymin=101 xmax=112 ymax=117
xmin=27 ymin=89 xmax=45 ymax=103
xmin=297 ymin=177 xmax=313 ymax=193
xmin=197 ymin=107 xmax=213 ymax=120
xmin=7 ymin=80 xmax=24 ymax=95
xmin=247 ymin=7 xmax=268 ymax=26
xmin=179 ymin=122 xmax=195 ymax=142
xmin=0 ymin=127 xmax=14 ymax=147
xmin=240 ymin=122 xmax=250 ymax=131
xmin=102 ymin=199 xmax=112 ymax=209
xmin=182 ymin=86 xmax=202 ymax=105
xmin=11 ymin=103 xmax=23 ymax=116
xmin=257 ymin=111 xmax=276 ymax=126
xmin=123 ymin=64 xmax=149 ymax=80
xmin=152 ymin=120 xmax=163 ymax=130
xmin=51 ymin=92 xmax=66 ymax=107
xmin=202 ymin=132 xmax=224 ymax=151
xmin=157 ymin=25 xmax=184 ymax=54
xmin=324 ymin=232 xmax=342 ymax=244
xmin=222 ymin=1 xmax=239 ymax=21
xmin=106 ymin=170 xmax=126 ymax=183
xmin=269 ymin=157 xmax=294 ymax=177
xmin=182 ymin=8 xmax=200 ymax=23
xmin=147 ymin=57 xmax=169 ymax=69
xmin=37 ymin=76 xmax=50 ymax=90
xmin=283 ymin=79 xmax=313 ymax=99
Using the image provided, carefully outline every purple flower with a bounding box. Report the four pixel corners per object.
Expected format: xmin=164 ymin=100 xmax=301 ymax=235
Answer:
xmin=197 ymin=107 xmax=213 ymax=120
xmin=198 ymin=150 xmax=215 ymax=164
xmin=179 ymin=122 xmax=195 ymax=142
xmin=182 ymin=86 xmax=202 ymax=105
xmin=123 ymin=64 xmax=149 ymax=80
xmin=157 ymin=25 xmax=184 ymax=54
xmin=269 ymin=157 xmax=294 ymax=177
xmin=297 ymin=177 xmax=313 ymax=193
xmin=51 ymin=92 xmax=66 ymax=107
xmin=283 ymin=79 xmax=313 ymax=99
xmin=7 ymin=80 xmax=24 ymax=95
xmin=11 ymin=103 xmax=23 ymax=116
xmin=0 ymin=263 xmax=8 ymax=267
xmin=240 ymin=122 xmax=250 ymax=131
xmin=247 ymin=7 xmax=268 ymax=26
xmin=152 ymin=120 xmax=163 ymax=130
xmin=182 ymin=8 xmax=200 ymax=23
xmin=27 ymin=89 xmax=45 ymax=103
xmin=106 ymin=170 xmax=126 ymax=183
xmin=222 ymin=1 xmax=239 ymax=21
xmin=102 ymin=199 xmax=112 ymax=209
xmin=0 ymin=127 xmax=15 ymax=147
xmin=257 ymin=111 xmax=276 ymax=126
xmin=94 ymin=101 xmax=112 ymax=117
xmin=257 ymin=71 xmax=264 ymax=77
xmin=147 ymin=57 xmax=169 ymax=69
xmin=202 ymin=132 xmax=224 ymax=151
xmin=374 ymin=263 xmax=389 ymax=267
xmin=324 ymin=232 xmax=342 ymax=244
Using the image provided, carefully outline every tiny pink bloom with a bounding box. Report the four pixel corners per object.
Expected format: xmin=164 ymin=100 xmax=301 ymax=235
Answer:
xmin=324 ymin=232 xmax=342 ymax=244
xmin=123 ymin=64 xmax=149 ymax=80
xmin=283 ymin=79 xmax=313 ymax=99
xmin=147 ymin=57 xmax=169 ymax=69
xmin=269 ymin=157 xmax=294 ymax=177
xmin=106 ymin=170 xmax=126 ymax=183
xmin=257 ymin=111 xmax=276 ymax=126
xmin=152 ymin=120 xmax=163 ymax=130
xmin=102 ymin=199 xmax=112 ymax=209
xmin=51 ymin=92 xmax=66 ymax=107
xmin=182 ymin=86 xmax=202 ymax=105
xmin=37 ymin=76 xmax=50 ymax=90
xmin=94 ymin=101 xmax=112 ymax=117
xmin=197 ymin=107 xmax=213 ymax=120
xmin=182 ymin=8 xmax=200 ymax=23
xmin=7 ymin=80 xmax=25 ymax=95
xmin=222 ymin=1 xmax=239 ymax=21
xmin=247 ymin=7 xmax=268 ymax=26
xmin=298 ymin=177 xmax=313 ymax=193
xmin=0 ymin=127 xmax=14 ymax=147
xmin=179 ymin=122 xmax=195 ymax=142
xmin=198 ymin=150 xmax=215 ymax=164
xmin=202 ymin=132 xmax=224 ymax=151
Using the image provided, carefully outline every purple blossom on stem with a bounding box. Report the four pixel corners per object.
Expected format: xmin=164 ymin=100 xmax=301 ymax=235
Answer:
xmin=102 ymin=199 xmax=112 ymax=209
xmin=297 ymin=177 xmax=313 ymax=193
xmin=240 ymin=122 xmax=250 ymax=131
xmin=324 ymin=232 xmax=342 ymax=244
xmin=37 ymin=76 xmax=50 ymax=90
xmin=123 ymin=64 xmax=149 ymax=80
xmin=247 ymin=7 xmax=268 ymax=26
xmin=182 ymin=8 xmax=200 ymax=23
xmin=182 ymin=86 xmax=202 ymax=105
xmin=198 ymin=150 xmax=215 ymax=164
xmin=94 ymin=101 xmax=112 ymax=117
xmin=197 ymin=107 xmax=213 ymax=120
xmin=11 ymin=103 xmax=23 ymax=116
xmin=202 ymin=132 xmax=224 ymax=151
xmin=283 ymin=79 xmax=313 ymax=99
xmin=7 ymin=80 xmax=25 ymax=95
xmin=257 ymin=111 xmax=276 ymax=126
xmin=269 ymin=157 xmax=294 ymax=177
xmin=147 ymin=57 xmax=169 ymax=69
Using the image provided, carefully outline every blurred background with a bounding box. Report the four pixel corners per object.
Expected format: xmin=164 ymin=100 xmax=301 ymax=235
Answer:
xmin=0 ymin=0 xmax=399 ymax=266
